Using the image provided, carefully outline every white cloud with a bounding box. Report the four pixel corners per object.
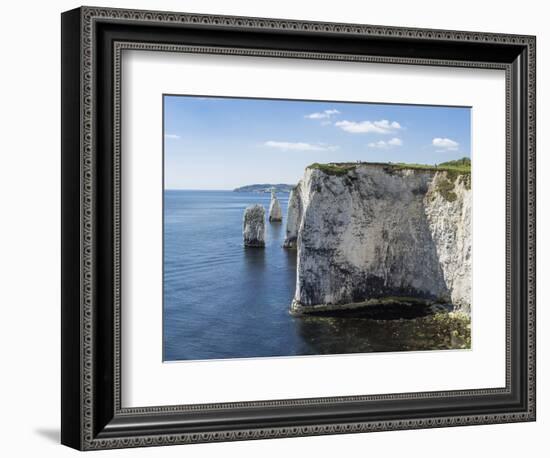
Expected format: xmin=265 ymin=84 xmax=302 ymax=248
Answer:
xmin=335 ymin=119 xmax=401 ymax=134
xmin=368 ymin=141 xmax=387 ymax=149
xmin=305 ymin=109 xmax=341 ymax=120
xmin=388 ymin=138 xmax=403 ymax=146
xmin=164 ymin=134 xmax=180 ymax=139
xmin=264 ymin=141 xmax=339 ymax=152
xmin=432 ymin=137 xmax=459 ymax=151
xmin=368 ymin=137 xmax=403 ymax=149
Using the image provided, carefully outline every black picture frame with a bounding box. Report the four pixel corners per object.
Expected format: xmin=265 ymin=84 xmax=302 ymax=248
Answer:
xmin=61 ymin=6 xmax=536 ymax=450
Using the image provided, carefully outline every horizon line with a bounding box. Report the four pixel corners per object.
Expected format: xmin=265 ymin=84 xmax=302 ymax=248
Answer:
xmin=164 ymin=188 xmax=296 ymax=191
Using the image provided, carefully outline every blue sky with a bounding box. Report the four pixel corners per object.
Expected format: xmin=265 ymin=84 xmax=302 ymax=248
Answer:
xmin=164 ymin=95 xmax=471 ymax=190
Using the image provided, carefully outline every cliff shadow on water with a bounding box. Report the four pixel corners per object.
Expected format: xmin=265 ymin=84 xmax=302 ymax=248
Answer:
xmin=295 ymin=311 xmax=471 ymax=355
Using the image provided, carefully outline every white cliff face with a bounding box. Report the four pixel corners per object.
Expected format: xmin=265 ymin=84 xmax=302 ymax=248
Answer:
xmin=243 ymin=204 xmax=266 ymax=247
xmin=425 ymin=173 xmax=472 ymax=312
xmin=269 ymin=192 xmax=283 ymax=222
xmin=289 ymin=164 xmax=471 ymax=314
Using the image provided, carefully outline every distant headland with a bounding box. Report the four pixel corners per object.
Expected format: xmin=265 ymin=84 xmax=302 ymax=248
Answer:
xmin=233 ymin=184 xmax=294 ymax=193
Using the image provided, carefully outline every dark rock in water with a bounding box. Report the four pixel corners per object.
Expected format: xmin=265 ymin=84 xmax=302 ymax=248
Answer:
xmin=268 ymin=190 xmax=283 ymax=222
xmin=243 ymin=204 xmax=266 ymax=247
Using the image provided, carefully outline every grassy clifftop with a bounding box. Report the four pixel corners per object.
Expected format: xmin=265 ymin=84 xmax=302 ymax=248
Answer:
xmin=307 ymin=157 xmax=471 ymax=177
xmin=307 ymin=158 xmax=471 ymax=202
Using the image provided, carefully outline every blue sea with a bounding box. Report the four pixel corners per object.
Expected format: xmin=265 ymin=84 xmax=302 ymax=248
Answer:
xmin=163 ymin=190 xmax=469 ymax=361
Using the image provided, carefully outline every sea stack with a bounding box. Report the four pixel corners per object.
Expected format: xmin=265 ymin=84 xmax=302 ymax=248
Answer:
xmin=243 ymin=204 xmax=266 ymax=247
xmin=283 ymin=187 xmax=301 ymax=248
xmin=268 ymin=190 xmax=283 ymax=222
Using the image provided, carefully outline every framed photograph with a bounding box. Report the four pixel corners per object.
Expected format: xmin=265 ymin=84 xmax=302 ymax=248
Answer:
xmin=61 ymin=6 xmax=536 ymax=450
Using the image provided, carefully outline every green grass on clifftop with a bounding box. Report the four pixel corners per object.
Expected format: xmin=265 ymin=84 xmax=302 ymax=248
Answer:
xmin=307 ymin=158 xmax=471 ymax=201
xmin=394 ymin=157 xmax=471 ymax=175
xmin=307 ymin=163 xmax=358 ymax=176
xmin=308 ymin=158 xmax=471 ymax=177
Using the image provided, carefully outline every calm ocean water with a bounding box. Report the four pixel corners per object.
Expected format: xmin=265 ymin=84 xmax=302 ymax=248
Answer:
xmin=163 ymin=190 xmax=469 ymax=361
xmin=164 ymin=190 xmax=300 ymax=361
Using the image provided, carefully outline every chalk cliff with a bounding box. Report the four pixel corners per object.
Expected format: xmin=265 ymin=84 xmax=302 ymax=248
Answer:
xmin=286 ymin=163 xmax=472 ymax=314
xmin=243 ymin=204 xmax=266 ymax=247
